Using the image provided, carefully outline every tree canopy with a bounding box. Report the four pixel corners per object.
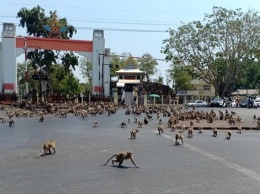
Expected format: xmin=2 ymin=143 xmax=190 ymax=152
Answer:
xmin=162 ymin=6 xmax=260 ymax=96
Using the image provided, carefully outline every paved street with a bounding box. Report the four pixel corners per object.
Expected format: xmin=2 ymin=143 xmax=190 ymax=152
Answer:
xmin=1 ymin=106 xmax=260 ymax=194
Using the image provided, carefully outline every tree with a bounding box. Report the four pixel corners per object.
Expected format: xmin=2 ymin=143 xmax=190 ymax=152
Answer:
xmin=166 ymin=63 xmax=192 ymax=95
xmin=137 ymin=53 xmax=158 ymax=81
xmin=162 ymin=6 xmax=260 ymax=96
xmin=79 ymin=57 xmax=92 ymax=84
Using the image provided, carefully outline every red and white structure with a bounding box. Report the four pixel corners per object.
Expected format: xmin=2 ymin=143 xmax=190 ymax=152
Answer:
xmin=0 ymin=23 xmax=110 ymax=97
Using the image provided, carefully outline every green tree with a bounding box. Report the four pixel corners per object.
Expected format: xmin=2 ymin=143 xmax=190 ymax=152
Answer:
xmin=162 ymin=6 xmax=260 ymax=96
xmin=79 ymin=57 xmax=92 ymax=84
xmin=137 ymin=53 xmax=158 ymax=81
xmin=166 ymin=62 xmax=192 ymax=95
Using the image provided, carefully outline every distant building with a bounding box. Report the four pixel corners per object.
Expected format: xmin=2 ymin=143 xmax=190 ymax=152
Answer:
xmin=115 ymin=56 xmax=144 ymax=105
xmin=176 ymin=75 xmax=215 ymax=104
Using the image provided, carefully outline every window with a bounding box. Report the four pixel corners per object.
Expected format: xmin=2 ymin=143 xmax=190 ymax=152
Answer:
xmin=137 ymin=75 xmax=141 ymax=80
xmin=125 ymin=75 xmax=135 ymax=79
xmin=203 ymin=85 xmax=211 ymax=91
xmin=4 ymin=23 xmax=14 ymax=31
xmin=119 ymin=75 xmax=123 ymax=79
xmin=94 ymin=30 xmax=103 ymax=37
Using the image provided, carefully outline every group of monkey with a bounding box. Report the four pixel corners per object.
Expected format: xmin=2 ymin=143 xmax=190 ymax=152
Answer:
xmin=0 ymin=103 xmax=252 ymax=168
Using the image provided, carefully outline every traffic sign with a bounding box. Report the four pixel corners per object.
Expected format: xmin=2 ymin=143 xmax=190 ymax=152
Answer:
xmin=32 ymin=74 xmax=48 ymax=80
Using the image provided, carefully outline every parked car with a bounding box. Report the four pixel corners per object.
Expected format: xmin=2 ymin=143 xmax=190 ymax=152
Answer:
xmin=239 ymin=100 xmax=248 ymax=108
xmin=253 ymin=97 xmax=260 ymax=107
xmin=187 ymin=100 xmax=208 ymax=107
xmin=209 ymin=97 xmax=224 ymax=107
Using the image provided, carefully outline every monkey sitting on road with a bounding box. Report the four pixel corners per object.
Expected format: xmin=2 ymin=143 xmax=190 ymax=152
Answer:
xmin=137 ymin=121 xmax=143 ymax=128
xmin=127 ymin=118 xmax=130 ymax=123
xmin=35 ymin=140 xmax=56 ymax=159
xmin=213 ymin=128 xmax=218 ymax=137
xmin=175 ymin=133 xmax=184 ymax=145
xmin=130 ymin=129 xmax=139 ymax=139
xmin=9 ymin=119 xmax=15 ymax=127
xmin=102 ymin=151 xmax=139 ymax=168
xmin=0 ymin=116 xmax=6 ymax=123
xmin=237 ymin=125 xmax=242 ymax=134
xmin=119 ymin=121 xmax=127 ymax=128
xmin=198 ymin=127 xmax=203 ymax=133
xmin=144 ymin=117 xmax=148 ymax=124
xmin=39 ymin=115 xmax=45 ymax=122
xmin=93 ymin=121 xmax=99 ymax=127
xmin=158 ymin=125 xmax=164 ymax=135
xmin=226 ymin=131 xmax=232 ymax=139
xmin=158 ymin=119 xmax=162 ymax=125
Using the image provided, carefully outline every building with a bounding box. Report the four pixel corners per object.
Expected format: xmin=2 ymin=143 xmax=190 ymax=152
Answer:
xmin=115 ymin=57 xmax=144 ymax=105
xmin=176 ymin=76 xmax=215 ymax=104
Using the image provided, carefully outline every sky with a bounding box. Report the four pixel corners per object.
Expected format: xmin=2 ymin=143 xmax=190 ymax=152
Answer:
xmin=0 ymin=0 xmax=260 ymax=83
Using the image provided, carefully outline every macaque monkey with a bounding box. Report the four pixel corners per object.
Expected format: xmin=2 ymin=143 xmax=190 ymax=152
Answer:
xmin=198 ymin=127 xmax=203 ymax=133
xmin=196 ymin=117 xmax=200 ymax=123
xmin=226 ymin=131 xmax=232 ymax=139
xmin=119 ymin=121 xmax=127 ymax=128
xmin=144 ymin=117 xmax=148 ymax=124
xmin=180 ymin=123 xmax=185 ymax=131
xmin=102 ymin=151 xmax=139 ymax=168
xmin=0 ymin=116 xmax=6 ymax=123
xmin=237 ymin=125 xmax=242 ymax=134
xmin=187 ymin=127 xmax=193 ymax=138
xmin=35 ymin=140 xmax=56 ymax=159
xmin=127 ymin=118 xmax=130 ymax=123
xmin=158 ymin=119 xmax=162 ymax=125
xmin=171 ymin=125 xmax=176 ymax=132
xmin=158 ymin=125 xmax=164 ymax=135
xmin=213 ymin=128 xmax=218 ymax=137
xmin=137 ymin=121 xmax=143 ymax=128
xmin=190 ymin=120 xmax=194 ymax=126
xmin=175 ymin=133 xmax=184 ymax=145
xmin=93 ymin=121 xmax=99 ymax=127
xmin=39 ymin=115 xmax=45 ymax=122
xmin=107 ymin=111 xmax=111 ymax=116
xmin=9 ymin=119 xmax=15 ymax=127
xmin=134 ymin=117 xmax=137 ymax=123
xmin=130 ymin=129 xmax=139 ymax=139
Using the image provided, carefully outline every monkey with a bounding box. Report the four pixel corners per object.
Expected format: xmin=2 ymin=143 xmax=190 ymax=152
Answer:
xmin=137 ymin=121 xmax=143 ymax=128
xmin=0 ymin=116 xmax=6 ymax=123
xmin=93 ymin=121 xmax=99 ymax=127
xmin=171 ymin=125 xmax=176 ymax=132
xmin=35 ymin=140 xmax=56 ymax=159
xmin=119 ymin=121 xmax=127 ymax=128
xmin=133 ymin=117 xmax=137 ymax=123
xmin=29 ymin=112 xmax=34 ymax=117
xmin=158 ymin=125 xmax=164 ymax=135
xmin=226 ymin=131 xmax=232 ymax=139
xmin=187 ymin=126 xmax=193 ymax=138
xmin=196 ymin=117 xmax=200 ymax=123
xmin=180 ymin=123 xmax=185 ymax=131
xmin=147 ymin=114 xmax=153 ymax=120
xmin=190 ymin=120 xmax=194 ymax=126
xmin=9 ymin=119 xmax=15 ymax=127
xmin=144 ymin=117 xmax=148 ymax=124
xmin=39 ymin=115 xmax=45 ymax=122
xmin=237 ymin=125 xmax=242 ymax=134
xmin=107 ymin=111 xmax=111 ymax=116
xmin=198 ymin=127 xmax=203 ymax=133
xmin=158 ymin=119 xmax=162 ymax=125
xmin=102 ymin=151 xmax=139 ymax=168
xmin=207 ymin=116 xmax=214 ymax=123
xmin=213 ymin=128 xmax=218 ymax=137
xmin=127 ymin=118 xmax=130 ymax=123
xmin=175 ymin=133 xmax=184 ymax=145
xmin=156 ymin=112 xmax=160 ymax=119
xmin=130 ymin=129 xmax=139 ymax=139
xmin=60 ymin=111 xmax=67 ymax=118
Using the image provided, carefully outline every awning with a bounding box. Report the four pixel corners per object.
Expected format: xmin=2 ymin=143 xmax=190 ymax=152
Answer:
xmin=116 ymin=82 xmax=125 ymax=87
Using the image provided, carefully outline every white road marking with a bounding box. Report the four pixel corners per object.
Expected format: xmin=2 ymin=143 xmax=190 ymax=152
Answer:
xmin=153 ymin=131 xmax=260 ymax=182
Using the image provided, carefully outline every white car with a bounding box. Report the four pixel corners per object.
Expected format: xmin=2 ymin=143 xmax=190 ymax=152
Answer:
xmin=187 ymin=100 xmax=208 ymax=107
xmin=253 ymin=98 xmax=260 ymax=107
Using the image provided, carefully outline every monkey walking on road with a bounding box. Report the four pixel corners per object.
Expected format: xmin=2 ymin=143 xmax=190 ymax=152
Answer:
xmin=35 ymin=140 xmax=56 ymax=159
xmin=130 ymin=129 xmax=139 ymax=139
xmin=102 ymin=151 xmax=139 ymax=168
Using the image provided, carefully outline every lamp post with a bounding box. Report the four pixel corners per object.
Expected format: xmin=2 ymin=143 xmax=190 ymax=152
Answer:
xmin=24 ymin=37 xmax=29 ymax=94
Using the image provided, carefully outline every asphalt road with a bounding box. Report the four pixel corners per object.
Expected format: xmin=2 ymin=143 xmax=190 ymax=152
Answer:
xmin=1 ymin=106 xmax=260 ymax=194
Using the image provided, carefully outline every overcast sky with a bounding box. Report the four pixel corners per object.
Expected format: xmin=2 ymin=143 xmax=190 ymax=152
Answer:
xmin=0 ymin=0 xmax=259 ymax=82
